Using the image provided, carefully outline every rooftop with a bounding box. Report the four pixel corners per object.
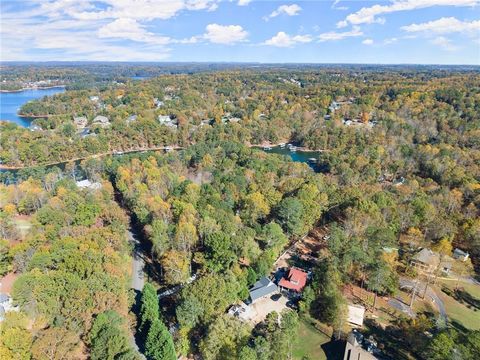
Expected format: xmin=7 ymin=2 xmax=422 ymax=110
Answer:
xmin=278 ymin=267 xmax=308 ymax=293
xmin=249 ymin=277 xmax=277 ymax=303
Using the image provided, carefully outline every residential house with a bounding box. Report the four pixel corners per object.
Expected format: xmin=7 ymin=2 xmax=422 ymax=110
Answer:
xmin=410 ymin=248 xmax=453 ymax=275
xmin=343 ymin=331 xmax=379 ymax=360
xmin=248 ymin=277 xmax=278 ymax=304
xmin=0 ymin=294 xmax=18 ymax=322
xmin=76 ymin=179 xmax=102 ymax=190
xmin=92 ymin=115 xmax=110 ymax=128
xmin=278 ymin=267 xmax=308 ymax=294
xmin=89 ymin=95 xmax=99 ymax=102
xmin=126 ymin=115 xmax=137 ymax=124
xmin=73 ymin=116 xmax=88 ymax=129
xmin=453 ymin=248 xmax=469 ymax=262
xmin=158 ymin=115 xmax=172 ymax=124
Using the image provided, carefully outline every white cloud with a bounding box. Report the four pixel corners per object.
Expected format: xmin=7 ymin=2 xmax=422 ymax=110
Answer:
xmin=401 ymin=17 xmax=480 ymax=35
xmin=318 ymin=26 xmax=363 ymax=42
xmin=264 ymin=32 xmax=312 ymax=47
xmin=362 ymin=38 xmax=374 ymax=45
xmin=237 ymin=0 xmax=252 ymax=5
xmin=98 ymin=18 xmax=170 ymax=44
xmin=383 ymin=37 xmax=398 ymax=45
xmin=203 ymin=23 xmax=248 ymax=44
xmin=265 ymin=4 xmax=302 ymax=20
xmin=337 ymin=0 xmax=479 ymax=27
xmin=332 ymin=0 xmax=348 ymax=10
xmin=55 ymin=0 xmax=220 ymax=21
xmin=431 ymin=36 xmax=458 ymax=51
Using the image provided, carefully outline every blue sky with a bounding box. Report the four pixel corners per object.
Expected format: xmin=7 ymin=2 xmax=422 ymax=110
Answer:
xmin=1 ymin=0 xmax=479 ymax=64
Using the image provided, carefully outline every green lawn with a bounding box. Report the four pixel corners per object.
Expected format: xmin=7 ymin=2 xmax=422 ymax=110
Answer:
xmin=435 ymin=281 xmax=480 ymax=330
xmin=293 ymin=318 xmax=331 ymax=360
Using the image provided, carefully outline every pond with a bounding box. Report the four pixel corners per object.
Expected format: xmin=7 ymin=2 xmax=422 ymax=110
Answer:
xmin=260 ymin=145 xmax=328 ymax=173
xmin=0 ymin=87 xmax=65 ymax=127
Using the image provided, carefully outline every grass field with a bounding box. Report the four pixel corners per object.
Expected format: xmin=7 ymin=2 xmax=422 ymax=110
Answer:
xmin=293 ymin=317 xmax=332 ymax=360
xmin=435 ymin=280 xmax=480 ymax=330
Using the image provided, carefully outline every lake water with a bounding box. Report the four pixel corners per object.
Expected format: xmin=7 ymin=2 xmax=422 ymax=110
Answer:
xmin=0 ymin=87 xmax=65 ymax=127
xmin=260 ymin=145 xmax=327 ymax=173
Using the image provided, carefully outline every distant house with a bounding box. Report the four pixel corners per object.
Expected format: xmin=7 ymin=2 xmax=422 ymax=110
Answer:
xmin=73 ymin=116 xmax=88 ymax=129
xmin=278 ymin=267 xmax=308 ymax=294
xmin=347 ymin=304 xmax=365 ymax=327
xmin=0 ymin=293 xmax=18 ymax=322
xmin=127 ymin=115 xmax=137 ymax=124
xmin=153 ymin=98 xmax=164 ymax=108
xmin=249 ymin=277 xmax=278 ymax=304
xmin=158 ymin=115 xmax=172 ymax=124
xmin=453 ymin=248 xmax=469 ymax=262
xmin=89 ymin=95 xmax=99 ymax=102
xmin=228 ymin=117 xmax=241 ymax=123
xmin=92 ymin=115 xmax=110 ymax=127
xmin=76 ymin=179 xmax=102 ymax=190
xmin=411 ymin=248 xmax=452 ymax=274
xmin=200 ymin=119 xmax=213 ymax=126
xmin=158 ymin=115 xmax=178 ymax=128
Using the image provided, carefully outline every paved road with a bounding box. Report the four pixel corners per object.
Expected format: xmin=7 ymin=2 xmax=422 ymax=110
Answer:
xmin=128 ymin=230 xmax=145 ymax=292
xmin=399 ymin=278 xmax=447 ymax=323
xmin=388 ymin=298 xmax=416 ymax=318
xmin=127 ymin=229 xmax=146 ymax=358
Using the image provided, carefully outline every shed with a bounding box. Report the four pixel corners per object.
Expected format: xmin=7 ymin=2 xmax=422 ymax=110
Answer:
xmin=347 ymin=304 xmax=365 ymax=327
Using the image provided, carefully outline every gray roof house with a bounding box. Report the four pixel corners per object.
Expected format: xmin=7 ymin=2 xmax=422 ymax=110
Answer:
xmin=249 ymin=277 xmax=278 ymax=304
xmin=411 ymin=248 xmax=453 ymax=274
xmin=453 ymin=248 xmax=469 ymax=262
xmin=92 ymin=115 xmax=110 ymax=127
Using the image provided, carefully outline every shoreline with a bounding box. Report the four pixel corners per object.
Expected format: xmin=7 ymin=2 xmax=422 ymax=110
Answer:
xmin=0 ymin=145 xmax=183 ymax=171
xmin=0 ymin=142 xmax=327 ymax=172
xmin=0 ymin=85 xmax=66 ymax=93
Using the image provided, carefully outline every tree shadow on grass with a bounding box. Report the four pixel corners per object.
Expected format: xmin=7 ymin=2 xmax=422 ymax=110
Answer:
xmin=321 ymin=339 xmax=344 ymax=360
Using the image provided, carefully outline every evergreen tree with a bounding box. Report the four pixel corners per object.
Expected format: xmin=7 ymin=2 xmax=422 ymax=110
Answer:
xmin=140 ymin=283 xmax=160 ymax=333
xmin=145 ymin=318 xmax=176 ymax=360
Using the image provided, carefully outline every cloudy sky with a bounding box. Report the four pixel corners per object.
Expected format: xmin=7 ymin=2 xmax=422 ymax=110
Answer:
xmin=1 ymin=0 xmax=479 ymax=64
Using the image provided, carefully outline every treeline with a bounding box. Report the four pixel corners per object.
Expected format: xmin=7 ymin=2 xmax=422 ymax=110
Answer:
xmin=0 ymin=176 xmax=136 ymax=359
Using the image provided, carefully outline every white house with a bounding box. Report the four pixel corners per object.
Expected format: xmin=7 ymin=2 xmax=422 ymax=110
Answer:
xmin=76 ymin=179 xmax=102 ymax=190
xmin=73 ymin=116 xmax=88 ymax=129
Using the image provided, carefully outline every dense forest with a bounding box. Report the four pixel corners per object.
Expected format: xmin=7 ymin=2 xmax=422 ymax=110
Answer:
xmin=1 ymin=66 xmax=479 ymax=359
xmin=0 ymin=176 xmax=136 ymax=358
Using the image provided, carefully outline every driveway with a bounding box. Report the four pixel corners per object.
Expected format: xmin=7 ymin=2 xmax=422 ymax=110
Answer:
xmin=239 ymin=294 xmax=289 ymax=325
xmin=399 ymin=277 xmax=447 ymax=323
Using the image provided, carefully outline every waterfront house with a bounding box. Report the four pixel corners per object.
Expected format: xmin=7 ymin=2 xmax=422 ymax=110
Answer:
xmin=76 ymin=179 xmax=102 ymax=190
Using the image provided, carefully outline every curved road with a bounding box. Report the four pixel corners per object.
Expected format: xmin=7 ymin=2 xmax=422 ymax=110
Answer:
xmin=398 ymin=278 xmax=447 ymax=323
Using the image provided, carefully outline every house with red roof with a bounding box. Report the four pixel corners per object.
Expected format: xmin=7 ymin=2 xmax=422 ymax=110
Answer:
xmin=278 ymin=267 xmax=308 ymax=294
